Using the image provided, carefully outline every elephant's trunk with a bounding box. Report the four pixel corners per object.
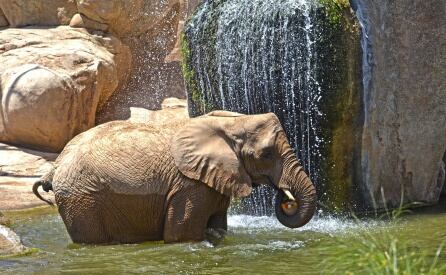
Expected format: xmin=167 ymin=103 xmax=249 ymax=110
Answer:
xmin=275 ymin=152 xmax=317 ymax=228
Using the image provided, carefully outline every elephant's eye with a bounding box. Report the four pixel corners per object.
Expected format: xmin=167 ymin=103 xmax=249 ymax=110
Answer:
xmin=259 ymin=147 xmax=274 ymax=159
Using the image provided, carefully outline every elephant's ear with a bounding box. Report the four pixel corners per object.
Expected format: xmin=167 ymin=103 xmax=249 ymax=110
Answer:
xmin=171 ymin=116 xmax=252 ymax=198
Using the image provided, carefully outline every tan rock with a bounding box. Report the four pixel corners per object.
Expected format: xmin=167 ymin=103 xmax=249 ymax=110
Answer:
xmin=0 ymin=177 xmax=55 ymax=210
xmin=161 ymin=97 xmax=188 ymax=109
xmin=0 ymin=143 xmax=57 ymax=177
xmin=0 ymin=143 xmax=56 ymax=210
xmin=69 ymin=13 xmax=108 ymax=31
xmin=0 ymin=7 xmax=8 ymax=27
xmin=0 ymin=0 xmax=77 ymax=27
xmin=0 ymin=27 xmax=131 ymax=152
xmin=0 ymin=225 xmax=27 ymax=256
xmin=164 ymin=20 xmax=185 ymax=63
xmin=76 ymin=0 xmax=181 ymax=38
xmin=128 ymin=98 xmax=188 ymax=124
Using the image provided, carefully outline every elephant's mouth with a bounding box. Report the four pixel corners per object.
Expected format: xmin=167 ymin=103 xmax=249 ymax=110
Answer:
xmin=274 ymin=188 xmax=315 ymax=228
xmin=280 ymin=189 xmax=299 ymax=216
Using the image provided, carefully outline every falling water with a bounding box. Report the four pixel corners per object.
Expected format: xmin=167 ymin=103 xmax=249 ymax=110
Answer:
xmin=184 ymin=0 xmax=353 ymax=214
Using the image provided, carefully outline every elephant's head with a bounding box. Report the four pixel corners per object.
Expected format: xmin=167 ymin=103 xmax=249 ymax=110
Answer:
xmin=171 ymin=111 xmax=317 ymax=228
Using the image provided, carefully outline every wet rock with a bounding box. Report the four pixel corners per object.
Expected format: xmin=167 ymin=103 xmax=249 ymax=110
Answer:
xmin=95 ymin=0 xmax=203 ymax=122
xmin=165 ymin=0 xmax=202 ymax=62
xmin=0 ymin=27 xmax=131 ymax=152
xmin=0 ymin=225 xmax=27 ymax=256
xmin=0 ymin=0 xmax=77 ymax=27
xmin=0 ymin=212 xmax=9 ymax=226
xmin=353 ymin=0 xmax=446 ymax=208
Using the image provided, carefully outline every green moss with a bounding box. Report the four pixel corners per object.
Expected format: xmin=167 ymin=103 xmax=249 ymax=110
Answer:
xmin=181 ymin=34 xmax=205 ymax=115
xmin=317 ymin=0 xmax=351 ymax=25
xmin=181 ymin=33 xmax=215 ymax=116
xmin=316 ymin=5 xmax=362 ymax=212
xmin=0 ymin=247 xmax=40 ymax=259
xmin=3 ymin=206 xmax=57 ymax=222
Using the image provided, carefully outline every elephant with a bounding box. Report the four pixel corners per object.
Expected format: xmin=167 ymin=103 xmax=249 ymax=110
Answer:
xmin=33 ymin=111 xmax=317 ymax=244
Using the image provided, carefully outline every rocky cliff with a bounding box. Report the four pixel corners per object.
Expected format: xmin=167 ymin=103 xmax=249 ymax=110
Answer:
xmin=352 ymin=0 xmax=446 ymax=208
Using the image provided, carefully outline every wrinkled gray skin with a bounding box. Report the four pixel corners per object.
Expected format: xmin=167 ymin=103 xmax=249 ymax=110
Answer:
xmin=34 ymin=111 xmax=316 ymax=244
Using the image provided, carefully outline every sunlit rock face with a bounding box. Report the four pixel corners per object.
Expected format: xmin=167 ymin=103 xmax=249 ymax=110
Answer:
xmin=0 ymin=27 xmax=130 ymax=152
xmin=352 ymin=0 xmax=446 ymax=208
xmin=183 ymin=0 xmax=363 ymax=212
xmin=0 ymin=0 xmax=203 ymax=152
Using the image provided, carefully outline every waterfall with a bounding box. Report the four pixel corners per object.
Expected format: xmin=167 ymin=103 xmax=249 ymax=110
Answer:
xmin=184 ymin=0 xmax=362 ymax=214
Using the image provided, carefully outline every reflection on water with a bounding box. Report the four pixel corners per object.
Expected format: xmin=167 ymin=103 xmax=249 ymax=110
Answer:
xmin=1 ymin=207 xmax=446 ymax=274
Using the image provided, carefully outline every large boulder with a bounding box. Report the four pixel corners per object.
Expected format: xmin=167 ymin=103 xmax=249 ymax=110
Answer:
xmin=352 ymin=0 xmax=446 ymax=208
xmin=0 ymin=27 xmax=131 ymax=152
xmin=0 ymin=225 xmax=27 ymax=256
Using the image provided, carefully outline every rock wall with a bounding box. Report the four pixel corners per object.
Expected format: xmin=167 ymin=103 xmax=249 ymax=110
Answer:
xmin=352 ymin=0 xmax=446 ymax=208
xmin=0 ymin=0 xmax=202 ymax=152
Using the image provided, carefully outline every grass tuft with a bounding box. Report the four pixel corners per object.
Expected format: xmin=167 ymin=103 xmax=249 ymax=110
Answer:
xmin=321 ymin=203 xmax=446 ymax=274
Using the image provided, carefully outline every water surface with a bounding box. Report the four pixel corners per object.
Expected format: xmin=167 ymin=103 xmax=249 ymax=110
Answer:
xmin=1 ymin=206 xmax=446 ymax=274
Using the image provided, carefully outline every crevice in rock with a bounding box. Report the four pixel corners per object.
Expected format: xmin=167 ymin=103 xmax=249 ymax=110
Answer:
xmin=440 ymin=150 xmax=446 ymax=199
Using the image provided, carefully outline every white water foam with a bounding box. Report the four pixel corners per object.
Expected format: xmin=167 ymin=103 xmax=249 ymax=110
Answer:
xmin=0 ymin=225 xmax=22 ymax=248
xmin=228 ymin=214 xmax=367 ymax=234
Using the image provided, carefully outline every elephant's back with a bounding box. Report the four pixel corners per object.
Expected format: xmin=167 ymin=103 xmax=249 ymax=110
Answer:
xmin=53 ymin=120 xmax=182 ymax=196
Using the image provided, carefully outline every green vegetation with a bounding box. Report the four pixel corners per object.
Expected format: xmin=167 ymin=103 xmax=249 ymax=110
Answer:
xmin=324 ymin=230 xmax=446 ymax=274
xmin=318 ymin=0 xmax=351 ymax=25
xmin=181 ymin=33 xmax=215 ymax=116
xmin=313 ymin=3 xmax=362 ymax=212
xmin=323 ymin=206 xmax=446 ymax=274
xmin=180 ymin=34 xmax=201 ymax=114
xmin=0 ymin=247 xmax=40 ymax=259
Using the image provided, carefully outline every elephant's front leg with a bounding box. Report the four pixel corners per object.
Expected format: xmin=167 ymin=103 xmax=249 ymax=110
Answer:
xmin=163 ymin=182 xmax=230 ymax=243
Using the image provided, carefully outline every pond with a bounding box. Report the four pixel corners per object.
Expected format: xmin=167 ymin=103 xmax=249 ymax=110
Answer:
xmin=1 ymin=205 xmax=446 ymax=274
